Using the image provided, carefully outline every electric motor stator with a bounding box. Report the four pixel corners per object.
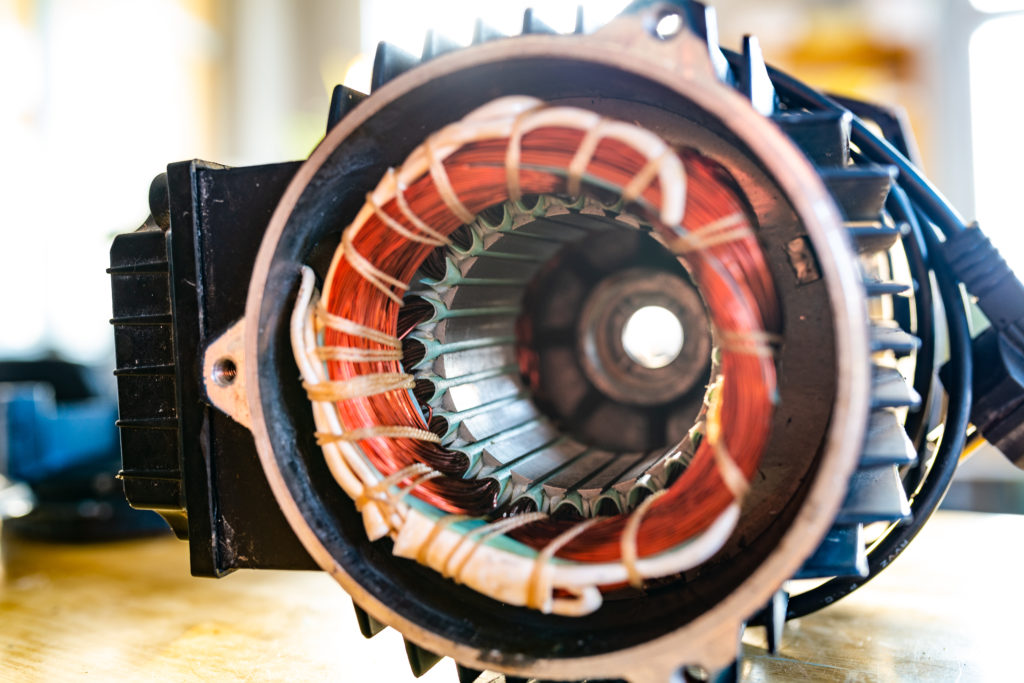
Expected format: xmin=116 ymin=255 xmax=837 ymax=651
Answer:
xmin=108 ymin=2 xmax=1024 ymax=681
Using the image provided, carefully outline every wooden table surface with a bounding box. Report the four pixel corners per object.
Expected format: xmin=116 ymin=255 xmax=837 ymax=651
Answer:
xmin=1 ymin=510 xmax=1020 ymax=682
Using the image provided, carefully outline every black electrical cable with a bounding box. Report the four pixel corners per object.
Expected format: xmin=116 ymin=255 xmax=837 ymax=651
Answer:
xmin=887 ymin=186 xmax=937 ymax=456
xmin=904 ymin=202 xmax=952 ymax=496
xmin=847 ymin=149 xmax=937 ymax=457
xmin=720 ymin=48 xmax=974 ymax=618
xmin=847 ymin=119 xmax=967 ymax=235
xmin=725 ymin=49 xmax=965 ymax=234
xmin=746 ymin=60 xmax=968 ymax=237
xmin=787 ymin=214 xmax=972 ymax=619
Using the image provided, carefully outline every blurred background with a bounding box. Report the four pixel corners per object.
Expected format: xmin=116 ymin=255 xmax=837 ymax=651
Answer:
xmin=0 ymin=0 xmax=1021 ymax=528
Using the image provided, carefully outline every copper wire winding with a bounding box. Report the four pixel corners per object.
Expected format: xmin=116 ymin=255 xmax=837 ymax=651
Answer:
xmin=319 ymin=119 xmax=779 ymax=565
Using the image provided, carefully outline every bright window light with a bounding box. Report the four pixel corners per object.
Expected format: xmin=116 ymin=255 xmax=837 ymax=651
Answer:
xmin=621 ymin=306 xmax=685 ymax=370
xmin=969 ymin=15 xmax=1024 ymax=277
xmin=970 ymin=0 xmax=1024 ymax=12
xmin=0 ymin=0 xmax=214 ymax=363
xmin=358 ymin=1 xmax=631 ymax=63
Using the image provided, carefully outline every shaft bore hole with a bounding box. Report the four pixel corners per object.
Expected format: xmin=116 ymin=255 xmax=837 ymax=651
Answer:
xmin=621 ymin=305 xmax=685 ymax=369
xmin=654 ymin=11 xmax=683 ymax=40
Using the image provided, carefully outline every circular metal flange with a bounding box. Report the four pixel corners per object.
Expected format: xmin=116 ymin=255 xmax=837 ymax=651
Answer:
xmin=511 ymin=211 xmax=710 ymax=456
xmin=577 ymin=267 xmax=709 ymax=407
xmin=243 ymin=10 xmax=870 ymax=681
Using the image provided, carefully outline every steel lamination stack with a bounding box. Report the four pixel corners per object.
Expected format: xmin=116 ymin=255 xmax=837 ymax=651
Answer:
xmin=108 ymin=2 xmax=1019 ymax=681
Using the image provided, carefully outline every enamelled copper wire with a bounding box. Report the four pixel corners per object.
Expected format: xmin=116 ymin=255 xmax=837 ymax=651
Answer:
xmin=320 ymin=123 xmax=779 ymax=561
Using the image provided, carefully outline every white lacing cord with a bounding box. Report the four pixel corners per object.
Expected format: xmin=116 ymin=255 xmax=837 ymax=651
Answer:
xmin=316 ymin=346 xmax=402 ymax=363
xmin=622 ymin=148 xmax=675 ymax=203
xmin=442 ymin=511 xmax=548 ymax=581
xmin=304 ymin=373 xmax=416 ymax=402
xmin=316 ymin=306 xmax=402 ymax=348
xmin=322 ymin=96 xmax=692 ymax=306
xmin=392 ymin=168 xmax=453 ymax=246
xmin=425 ymin=136 xmax=476 ymax=224
xmin=292 ymin=268 xmax=404 ymax=537
xmin=504 ymin=105 xmax=538 ymax=202
xmin=298 ymin=268 xmax=742 ymax=613
xmin=306 ymin=288 xmax=440 ymax=444
xmin=620 ymin=489 xmax=669 ymax=589
xmin=527 ymin=517 xmax=601 ymax=611
xmin=296 ymin=96 xmax=769 ymax=616
xmin=341 ymin=231 xmax=409 ymax=305
xmin=316 ymin=426 xmax=440 ymax=445
xmin=415 ymin=513 xmax=472 ymax=565
xmin=705 ymin=376 xmax=751 ymax=502
xmin=671 ymin=211 xmax=753 ymax=254
xmin=566 ymin=121 xmax=609 ymax=197
xmin=367 ymin=176 xmax=450 ymax=248
xmin=717 ymin=330 xmax=784 ymax=359
xmin=356 ymin=462 xmax=441 ymax=515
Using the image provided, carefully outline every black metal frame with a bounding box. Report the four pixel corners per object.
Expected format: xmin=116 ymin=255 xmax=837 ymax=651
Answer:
xmin=111 ymin=160 xmax=317 ymax=575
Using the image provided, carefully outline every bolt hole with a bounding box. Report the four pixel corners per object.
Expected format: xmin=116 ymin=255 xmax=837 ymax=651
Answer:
xmin=654 ymin=11 xmax=683 ymax=40
xmin=683 ymin=665 xmax=710 ymax=682
xmin=212 ymin=357 xmax=238 ymax=387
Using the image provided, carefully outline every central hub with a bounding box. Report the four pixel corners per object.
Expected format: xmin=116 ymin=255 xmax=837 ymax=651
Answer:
xmin=578 ymin=267 xmax=710 ymax=407
xmin=517 ymin=214 xmax=712 ymax=453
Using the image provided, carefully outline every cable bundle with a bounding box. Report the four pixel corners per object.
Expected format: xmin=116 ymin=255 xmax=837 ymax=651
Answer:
xmin=292 ymin=96 xmax=781 ymax=614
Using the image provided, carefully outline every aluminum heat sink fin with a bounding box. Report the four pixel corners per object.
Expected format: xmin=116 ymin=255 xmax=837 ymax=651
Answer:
xmin=456 ymin=665 xmax=484 ymax=683
xmin=472 ymin=19 xmax=506 ymax=45
xmin=574 ymin=6 xmax=586 ymax=34
xmin=326 ymin=85 xmax=367 ymax=134
xmin=782 ymin=103 xmax=912 ymax=589
xmin=869 ymin=321 xmax=921 ymax=355
xmin=422 ymin=30 xmax=460 ymax=61
xmin=794 ymin=524 xmax=868 ymax=579
xmin=522 ymin=8 xmax=557 ymax=34
xmin=738 ymin=35 xmax=776 ymax=116
xmin=864 ymin=278 xmax=910 ymax=297
xmin=772 ymin=110 xmax=852 ymax=167
xmin=861 ymin=408 xmax=918 ymax=467
xmin=371 ymin=42 xmax=419 ymax=92
xmin=353 ymin=603 xmax=387 ymax=639
xmin=748 ymin=589 xmax=790 ymax=655
xmin=871 ymin=365 xmax=921 ymax=409
xmin=820 ymin=165 xmax=897 ymax=220
xmin=835 ymin=465 xmax=912 ymax=525
xmin=669 ymin=0 xmax=732 ymax=83
xmin=848 ymin=220 xmax=903 ymax=254
xmin=405 ymin=639 xmax=443 ymax=677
